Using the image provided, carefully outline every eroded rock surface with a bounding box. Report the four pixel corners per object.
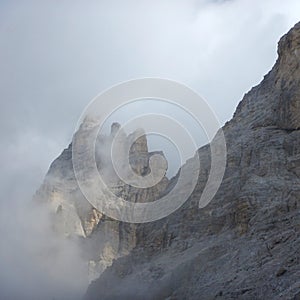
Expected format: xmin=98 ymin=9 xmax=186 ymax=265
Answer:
xmin=84 ymin=22 xmax=300 ymax=299
xmin=35 ymin=122 xmax=168 ymax=279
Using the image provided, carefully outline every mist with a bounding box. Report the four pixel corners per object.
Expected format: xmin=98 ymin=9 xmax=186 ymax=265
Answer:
xmin=0 ymin=195 xmax=89 ymax=299
xmin=1 ymin=0 xmax=300 ymax=299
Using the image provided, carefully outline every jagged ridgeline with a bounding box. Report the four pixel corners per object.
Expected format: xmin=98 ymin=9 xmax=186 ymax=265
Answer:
xmin=36 ymin=22 xmax=300 ymax=299
xmin=34 ymin=120 xmax=169 ymax=279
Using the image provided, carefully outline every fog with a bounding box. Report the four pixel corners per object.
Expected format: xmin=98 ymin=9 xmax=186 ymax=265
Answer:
xmin=1 ymin=0 xmax=300 ymax=298
xmin=0 ymin=193 xmax=88 ymax=299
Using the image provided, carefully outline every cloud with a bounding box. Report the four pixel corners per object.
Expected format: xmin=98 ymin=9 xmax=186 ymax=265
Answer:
xmin=0 ymin=199 xmax=88 ymax=300
xmin=0 ymin=0 xmax=300 ymax=298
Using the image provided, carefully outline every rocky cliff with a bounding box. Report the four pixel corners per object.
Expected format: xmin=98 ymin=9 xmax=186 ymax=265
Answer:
xmin=84 ymin=22 xmax=300 ymax=299
xmin=34 ymin=122 xmax=169 ymax=279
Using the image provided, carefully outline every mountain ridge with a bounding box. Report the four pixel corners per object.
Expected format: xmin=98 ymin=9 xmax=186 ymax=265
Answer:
xmin=84 ymin=22 xmax=300 ymax=299
xmin=34 ymin=22 xmax=300 ymax=299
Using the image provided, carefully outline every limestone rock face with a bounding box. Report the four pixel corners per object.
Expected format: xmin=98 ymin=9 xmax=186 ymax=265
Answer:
xmin=84 ymin=23 xmax=300 ymax=299
xmin=35 ymin=122 xmax=169 ymax=279
xmin=232 ymin=22 xmax=300 ymax=131
xmin=276 ymin=22 xmax=300 ymax=130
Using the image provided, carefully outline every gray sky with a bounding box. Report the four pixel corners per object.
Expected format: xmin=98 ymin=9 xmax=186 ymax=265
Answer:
xmin=1 ymin=0 xmax=300 ymax=192
xmin=1 ymin=0 xmax=300 ymax=298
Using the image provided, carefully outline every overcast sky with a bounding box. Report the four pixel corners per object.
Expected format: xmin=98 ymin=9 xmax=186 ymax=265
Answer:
xmin=1 ymin=0 xmax=300 ymax=194
xmin=1 ymin=1 xmax=300 ymax=298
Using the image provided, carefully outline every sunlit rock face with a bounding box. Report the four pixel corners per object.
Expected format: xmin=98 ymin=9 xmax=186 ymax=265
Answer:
xmin=84 ymin=23 xmax=300 ymax=299
xmin=34 ymin=122 xmax=169 ymax=279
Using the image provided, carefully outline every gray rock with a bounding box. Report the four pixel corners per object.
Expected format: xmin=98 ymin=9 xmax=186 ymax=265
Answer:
xmin=84 ymin=22 xmax=300 ymax=299
xmin=34 ymin=122 xmax=169 ymax=280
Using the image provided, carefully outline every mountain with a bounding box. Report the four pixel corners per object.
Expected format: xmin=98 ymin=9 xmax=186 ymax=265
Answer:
xmin=35 ymin=22 xmax=300 ymax=299
xmin=84 ymin=22 xmax=300 ymax=299
xmin=34 ymin=121 xmax=169 ymax=280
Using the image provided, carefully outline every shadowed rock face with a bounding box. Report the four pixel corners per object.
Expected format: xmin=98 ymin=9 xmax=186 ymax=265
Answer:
xmin=232 ymin=22 xmax=300 ymax=132
xmin=84 ymin=22 xmax=300 ymax=299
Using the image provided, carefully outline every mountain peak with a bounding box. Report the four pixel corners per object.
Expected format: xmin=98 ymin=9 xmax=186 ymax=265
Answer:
xmin=84 ymin=23 xmax=300 ymax=300
xmin=275 ymin=21 xmax=300 ymax=130
xmin=277 ymin=21 xmax=300 ymax=62
xmin=230 ymin=22 xmax=300 ymax=131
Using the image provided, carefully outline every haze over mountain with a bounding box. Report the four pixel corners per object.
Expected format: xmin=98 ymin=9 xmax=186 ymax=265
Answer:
xmin=1 ymin=2 xmax=300 ymax=300
xmin=33 ymin=22 xmax=300 ymax=299
xmin=82 ymin=21 xmax=300 ymax=300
